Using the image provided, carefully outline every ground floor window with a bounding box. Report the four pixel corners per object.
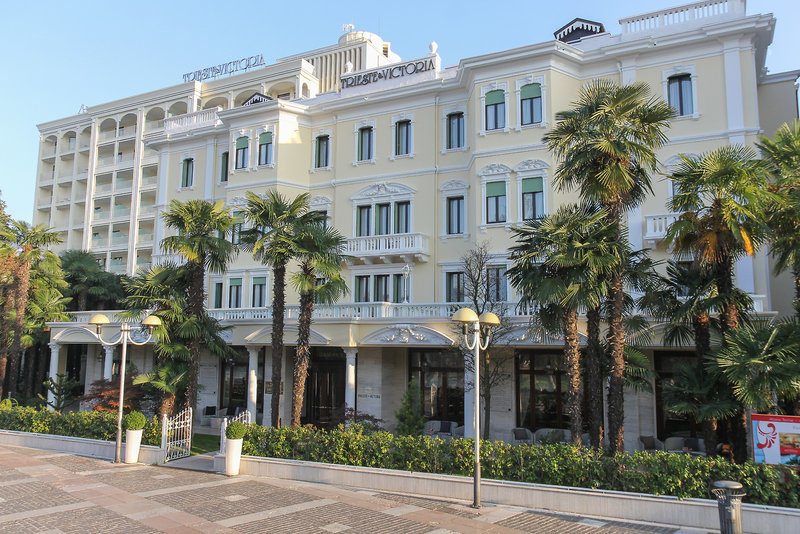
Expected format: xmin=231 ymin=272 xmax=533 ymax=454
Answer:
xmin=300 ymin=347 xmax=345 ymax=430
xmin=219 ymin=348 xmax=263 ymax=414
xmin=516 ymin=350 xmax=568 ymax=431
xmin=654 ymin=350 xmax=697 ymax=439
xmin=409 ymin=349 xmax=464 ymax=423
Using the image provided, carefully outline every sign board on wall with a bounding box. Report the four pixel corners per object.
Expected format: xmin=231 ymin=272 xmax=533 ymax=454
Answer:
xmin=751 ymin=413 xmax=800 ymax=465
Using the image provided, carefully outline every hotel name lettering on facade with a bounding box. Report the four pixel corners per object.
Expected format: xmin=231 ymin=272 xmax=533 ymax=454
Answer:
xmin=341 ymin=58 xmax=436 ymax=89
xmin=182 ymin=54 xmax=266 ymax=83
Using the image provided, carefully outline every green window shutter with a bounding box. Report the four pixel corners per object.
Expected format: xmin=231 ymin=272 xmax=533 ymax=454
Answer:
xmin=259 ymin=132 xmax=272 ymax=144
xmin=253 ymin=276 xmax=266 ymax=285
xmin=181 ymin=160 xmax=187 ymax=185
xmin=485 ymin=90 xmax=505 ymax=105
xmin=230 ymin=278 xmax=242 ymax=286
xmin=522 ymin=177 xmax=543 ymax=193
xmin=486 ymin=181 xmax=506 ymax=197
xmin=236 ymin=137 xmax=249 ymax=149
xmin=520 ymin=84 xmax=541 ymax=99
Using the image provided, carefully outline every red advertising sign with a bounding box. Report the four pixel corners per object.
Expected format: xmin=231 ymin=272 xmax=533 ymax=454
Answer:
xmin=751 ymin=413 xmax=800 ymax=465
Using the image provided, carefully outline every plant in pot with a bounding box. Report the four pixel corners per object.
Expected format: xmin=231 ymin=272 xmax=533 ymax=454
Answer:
xmin=225 ymin=421 xmax=247 ymax=476
xmin=123 ymin=411 xmax=146 ymax=464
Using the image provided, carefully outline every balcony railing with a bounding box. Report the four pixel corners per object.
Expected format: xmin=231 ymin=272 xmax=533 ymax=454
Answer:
xmin=111 ymin=234 xmax=129 ymax=246
xmin=139 ymin=206 xmax=156 ymax=217
xmin=113 ymin=206 xmax=131 ymax=219
xmin=644 ymin=213 xmax=678 ymax=241
xmin=95 ymin=182 xmax=112 ymax=194
xmin=164 ymin=107 xmax=222 ymax=135
xmin=93 ymin=210 xmax=109 ymax=221
xmin=620 ymin=0 xmax=743 ymax=36
xmin=144 ymin=119 xmax=164 ymax=131
xmin=345 ymin=232 xmax=429 ymax=263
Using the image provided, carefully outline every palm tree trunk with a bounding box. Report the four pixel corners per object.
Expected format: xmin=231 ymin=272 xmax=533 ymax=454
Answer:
xmin=24 ymin=344 xmax=38 ymax=398
xmin=185 ymin=260 xmax=205 ymax=409
xmin=564 ymin=309 xmax=583 ymax=447
xmin=78 ymin=288 xmax=88 ymax=311
xmin=606 ymin=272 xmax=626 ymax=454
xmin=715 ymin=256 xmax=738 ymax=337
xmin=270 ymin=263 xmax=287 ymax=427
xmin=702 ymin=418 xmax=718 ymax=458
xmin=793 ymin=267 xmax=800 ymax=319
xmin=8 ymin=260 xmax=32 ymax=395
xmin=291 ymin=273 xmax=314 ymax=428
xmin=692 ymin=314 xmax=711 ymax=361
xmin=585 ymin=305 xmax=603 ymax=447
xmin=160 ymin=393 xmax=175 ymax=418
xmin=36 ymin=343 xmax=49 ymax=396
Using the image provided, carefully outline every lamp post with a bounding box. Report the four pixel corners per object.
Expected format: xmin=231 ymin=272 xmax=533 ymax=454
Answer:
xmin=86 ymin=313 xmax=162 ymax=463
xmin=451 ymin=307 xmax=499 ymax=508
xmin=401 ymin=264 xmax=410 ymax=303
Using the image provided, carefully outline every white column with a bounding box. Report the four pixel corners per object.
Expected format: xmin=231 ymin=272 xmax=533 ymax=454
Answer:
xmin=464 ymin=360 xmax=475 ymax=439
xmin=47 ymin=342 xmax=61 ymax=408
xmin=103 ymin=345 xmax=114 ymax=381
xmin=262 ymin=354 xmax=272 ymax=427
xmin=344 ymin=348 xmax=357 ymax=414
xmin=723 ymin=40 xmax=746 ymax=145
xmin=247 ymin=347 xmax=259 ymax=421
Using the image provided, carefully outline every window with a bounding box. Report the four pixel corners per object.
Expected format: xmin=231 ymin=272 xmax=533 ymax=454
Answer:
xmin=395 ymin=201 xmax=410 ymax=233
xmin=252 ymin=276 xmax=266 ymax=307
xmin=228 ymin=278 xmax=242 ymax=308
xmin=358 ymin=126 xmax=373 ymax=161
xmin=486 ymin=181 xmax=506 ymax=224
xmin=315 ymin=135 xmax=329 ymax=168
xmin=355 ymin=275 xmax=370 ymax=302
xmin=521 ymin=177 xmax=544 ymax=220
xmin=376 ymin=204 xmax=390 ymax=235
xmin=487 ymin=266 xmax=507 ymax=302
xmin=447 ymin=196 xmax=464 ymax=234
xmin=393 ymin=273 xmax=407 ymax=303
xmin=213 ymin=282 xmax=223 ymax=308
xmin=410 ymin=349 xmax=464 ymax=421
xmin=258 ymin=132 xmax=273 ymax=166
xmin=446 ymin=112 xmax=464 ymax=149
xmin=235 ymin=137 xmax=248 ymax=169
xmin=181 ymin=158 xmax=194 ymax=188
xmin=485 ymin=90 xmax=505 ymax=130
xmin=668 ymin=74 xmax=693 ymax=116
xmin=230 ymin=211 xmax=243 ymax=245
xmin=395 ymin=120 xmax=410 ymax=156
xmin=357 ymin=206 xmax=371 ymax=237
xmin=516 ymin=351 xmax=568 ymax=430
xmin=374 ymin=275 xmax=390 ymax=302
xmin=446 ymin=271 xmax=465 ymax=302
xmin=520 ymin=84 xmax=542 ymax=125
xmin=220 ymin=151 xmax=229 ymax=183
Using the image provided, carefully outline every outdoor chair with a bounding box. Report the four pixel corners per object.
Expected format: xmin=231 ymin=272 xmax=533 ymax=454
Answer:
xmin=424 ymin=420 xmax=459 ymax=439
xmin=665 ymin=436 xmax=706 ymax=456
xmin=638 ymin=435 xmax=665 ymax=452
xmin=511 ymin=427 xmax=534 ymax=445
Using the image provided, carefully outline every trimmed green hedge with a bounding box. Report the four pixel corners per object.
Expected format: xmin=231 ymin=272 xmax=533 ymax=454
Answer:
xmin=241 ymin=424 xmax=800 ymax=509
xmin=0 ymin=406 xmax=162 ymax=445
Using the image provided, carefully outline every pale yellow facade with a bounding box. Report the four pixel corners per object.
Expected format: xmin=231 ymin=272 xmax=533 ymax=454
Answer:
xmin=37 ymin=0 xmax=799 ymax=448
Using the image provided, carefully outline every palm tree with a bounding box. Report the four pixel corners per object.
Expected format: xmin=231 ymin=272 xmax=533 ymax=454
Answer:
xmin=288 ymin=221 xmax=348 ymax=428
xmin=757 ymin=121 xmax=800 ymax=315
xmin=240 ymin=190 xmax=317 ymax=427
xmin=60 ymin=250 xmax=124 ymax=311
xmin=1 ymin=221 xmax=61 ymax=397
xmin=544 ymin=80 xmax=674 ymax=453
xmin=133 ymin=360 xmax=188 ymax=417
xmin=509 ymin=203 xmax=622 ymax=447
xmin=666 ymin=145 xmax=774 ymax=335
xmin=160 ymin=200 xmax=236 ymax=409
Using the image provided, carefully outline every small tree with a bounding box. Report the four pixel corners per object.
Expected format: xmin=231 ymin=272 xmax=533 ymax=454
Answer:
xmin=395 ymin=379 xmax=425 ymax=436
xmin=39 ymin=373 xmax=79 ymax=411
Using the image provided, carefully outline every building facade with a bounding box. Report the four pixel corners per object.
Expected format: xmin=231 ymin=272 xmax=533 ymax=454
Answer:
xmin=37 ymin=0 xmax=799 ymax=448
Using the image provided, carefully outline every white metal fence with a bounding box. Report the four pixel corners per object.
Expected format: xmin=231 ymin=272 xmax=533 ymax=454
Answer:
xmin=161 ymin=406 xmax=192 ymax=462
xmin=220 ymin=409 xmax=251 ymax=455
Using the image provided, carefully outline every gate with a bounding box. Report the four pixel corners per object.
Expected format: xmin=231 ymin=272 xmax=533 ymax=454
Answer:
xmin=220 ymin=409 xmax=251 ymax=455
xmin=161 ymin=406 xmax=193 ymax=462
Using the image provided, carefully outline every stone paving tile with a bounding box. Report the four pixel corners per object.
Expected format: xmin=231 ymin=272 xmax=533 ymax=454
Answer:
xmin=148 ymin=479 xmax=317 ymax=522
xmin=0 ymin=479 xmax=82 ymax=514
xmin=44 ymin=453 xmax=112 ymax=473
xmin=0 ymin=463 xmax=29 ymax=482
xmin=88 ymin=464 xmax=226 ymax=493
xmin=0 ymin=505 xmax=162 ymax=534
xmin=498 ymin=510 xmax=680 ymax=533
xmin=235 ymin=501 xmax=437 ymax=534
xmin=376 ymin=492 xmax=481 ymax=518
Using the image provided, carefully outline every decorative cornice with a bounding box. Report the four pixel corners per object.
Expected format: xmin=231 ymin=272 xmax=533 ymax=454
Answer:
xmin=350 ymin=182 xmax=416 ymax=201
xmin=359 ymin=324 xmax=455 ymax=346
xmin=478 ymin=163 xmax=513 ymax=177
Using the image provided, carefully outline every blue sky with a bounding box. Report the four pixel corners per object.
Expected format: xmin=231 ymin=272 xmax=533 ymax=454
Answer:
xmin=1 ymin=0 xmax=798 ymax=223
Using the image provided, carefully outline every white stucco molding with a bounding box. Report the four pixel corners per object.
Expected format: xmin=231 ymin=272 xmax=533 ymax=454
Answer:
xmin=244 ymin=326 xmax=330 ymax=345
xmin=498 ymin=325 xmax=587 ymax=346
xmin=350 ymin=182 xmax=415 ymax=202
xmin=359 ymin=324 xmax=455 ymax=346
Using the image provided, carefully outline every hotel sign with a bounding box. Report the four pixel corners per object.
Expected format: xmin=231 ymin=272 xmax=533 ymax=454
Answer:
xmin=340 ymin=57 xmax=436 ymax=89
xmin=183 ymin=54 xmax=266 ymax=83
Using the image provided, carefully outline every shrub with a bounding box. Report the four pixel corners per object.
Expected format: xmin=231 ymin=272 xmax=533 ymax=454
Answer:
xmin=226 ymin=421 xmax=247 ymax=440
xmin=395 ymin=379 xmax=424 ymax=436
xmin=123 ymin=411 xmax=146 ymax=431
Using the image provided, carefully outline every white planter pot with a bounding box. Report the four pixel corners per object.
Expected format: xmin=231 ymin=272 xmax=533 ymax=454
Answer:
xmin=225 ymin=438 xmax=243 ymax=476
xmin=124 ymin=429 xmax=143 ymax=464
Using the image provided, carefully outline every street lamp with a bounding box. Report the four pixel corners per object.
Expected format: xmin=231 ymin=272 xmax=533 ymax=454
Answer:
xmin=451 ymin=307 xmax=500 ymax=508
xmin=86 ymin=313 xmax=162 ymax=463
xmin=401 ymin=264 xmax=410 ymax=303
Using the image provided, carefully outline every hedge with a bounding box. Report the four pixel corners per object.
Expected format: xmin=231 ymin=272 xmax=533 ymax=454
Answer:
xmin=241 ymin=423 xmax=800 ymax=509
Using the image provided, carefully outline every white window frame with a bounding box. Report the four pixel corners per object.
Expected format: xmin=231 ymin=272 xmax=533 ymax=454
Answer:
xmin=439 ymin=179 xmax=469 ymax=241
xmin=663 ymin=153 xmax=698 ymax=211
xmin=311 ymin=128 xmax=332 ymax=172
xmin=217 ymin=148 xmax=230 ymax=185
xmin=250 ymin=272 xmax=269 ymax=307
xmin=256 ymin=125 xmax=275 ymax=168
xmin=350 ymin=182 xmax=415 ymax=238
xmin=514 ymin=159 xmax=550 ymax=223
xmin=441 ymin=104 xmax=467 ymax=154
xmin=178 ymin=152 xmax=196 ymax=191
xmin=232 ymin=129 xmax=252 ymax=173
xmin=390 ymin=112 xmax=415 ymax=160
xmin=309 ymin=195 xmax=333 ymax=225
xmin=480 ymin=82 xmax=510 ymax=136
xmin=349 ymin=264 xmax=412 ymax=304
xmin=353 ymin=119 xmax=376 ymax=165
xmin=515 ymin=75 xmax=547 ymax=131
xmin=478 ymin=164 xmax=512 ymax=232
xmin=662 ymin=65 xmax=699 ymax=120
xmin=440 ymin=262 xmax=467 ymax=303
xmin=486 ymin=262 xmax=510 ymax=303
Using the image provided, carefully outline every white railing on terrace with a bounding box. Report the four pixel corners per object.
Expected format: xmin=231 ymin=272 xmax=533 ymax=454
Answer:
xmin=644 ymin=213 xmax=678 ymax=241
xmin=93 ymin=210 xmax=109 ymax=221
xmin=346 ymin=233 xmax=429 ymax=257
xmin=164 ymin=107 xmax=222 ymax=135
xmin=95 ymin=182 xmax=112 ymax=194
xmin=141 ymin=175 xmax=158 ymax=187
xmin=620 ymin=0 xmax=744 ymax=35
xmin=116 ymin=180 xmax=132 ymax=192
xmin=111 ymin=234 xmax=129 ymax=246
xmin=118 ymin=126 xmax=136 ymax=138
xmin=100 ymin=130 xmax=116 ymax=141
xmin=144 ymin=119 xmax=164 ymax=131
xmin=139 ymin=206 xmax=156 ymax=217
xmin=97 ymin=156 xmax=115 ymax=167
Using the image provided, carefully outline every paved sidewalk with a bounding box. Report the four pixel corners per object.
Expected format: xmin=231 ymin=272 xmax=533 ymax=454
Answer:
xmin=0 ymin=444 xmax=710 ymax=534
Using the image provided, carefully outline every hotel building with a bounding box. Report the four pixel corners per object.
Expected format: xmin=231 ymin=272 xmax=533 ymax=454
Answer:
xmin=37 ymin=0 xmax=799 ymax=448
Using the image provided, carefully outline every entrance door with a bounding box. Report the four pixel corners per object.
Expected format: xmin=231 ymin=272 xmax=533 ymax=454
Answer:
xmin=301 ymin=348 xmax=345 ymax=429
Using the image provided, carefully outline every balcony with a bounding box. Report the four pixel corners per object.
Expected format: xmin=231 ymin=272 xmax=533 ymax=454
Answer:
xmin=92 ymin=236 xmax=108 ymax=249
xmin=644 ymin=213 xmax=678 ymax=243
xmin=118 ymin=126 xmax=136 ymax=139
xmin=620 ymin=0 xmax=743 ymax=38
xmin=93 ymin=210 xmax=110 ymax=222
xmin=110 ymin=234 xmax=129 ymax=247
xmin=141 ymin=175 xmax=158 ymax=189
xmin=94 ymin=182 xmax=112 ymax=196
xmin=139 ymin=206 xmax=156 ymax=218
xmin=109 ymin=262 xmax=127 ymax=274
xmin=164 ymin=107 xmax=222 ymax=135
xmin=113 ymin=206 xmax=131 ymax=220
xmin=137 ymin=232 xmax=154 ymax=246
xmin=345 ymin=233 xmax=429 ymax=264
